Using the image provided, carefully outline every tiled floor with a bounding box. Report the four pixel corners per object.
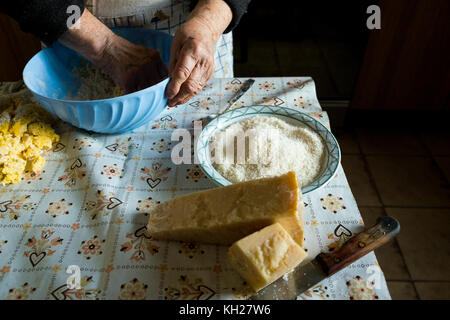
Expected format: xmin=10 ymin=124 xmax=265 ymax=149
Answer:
xmin=232 ymin=1 xmax=369 ymax=101
xmin=336 ymin=127 xmax=450 ymax=300
xmin=234 ymin=37 xmax=362 ymax=99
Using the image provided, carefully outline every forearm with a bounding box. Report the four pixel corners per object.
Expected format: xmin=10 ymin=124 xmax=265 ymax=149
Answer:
xmin=58 ymin=9 xmax=115 ymax=68
xmin=190 ymin=0 xmax=251 ymax=34
xmin=188 ymin=0 xmax=233 ymax=42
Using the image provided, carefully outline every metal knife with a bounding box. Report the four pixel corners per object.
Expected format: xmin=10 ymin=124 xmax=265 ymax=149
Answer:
xmin=249 ymin=216 xmax=400 ymax=300
xmin=204 ymin=79 xmax=255 ymax=124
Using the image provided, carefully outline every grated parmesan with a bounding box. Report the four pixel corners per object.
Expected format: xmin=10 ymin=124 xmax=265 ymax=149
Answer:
xmin=210 ymin=116 xmax=326 ymax=188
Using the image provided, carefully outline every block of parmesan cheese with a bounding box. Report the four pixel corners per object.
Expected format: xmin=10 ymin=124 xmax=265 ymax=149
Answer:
xmin=227 ymin=223 xmax=307 ymax=292
xmin=146 ymin=171 xmax=304 ymax=245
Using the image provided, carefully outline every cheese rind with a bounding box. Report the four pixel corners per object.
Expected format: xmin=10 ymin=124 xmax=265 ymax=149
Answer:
xmin=227 ymin=223 xmax=307 ymax=292
xmin=276 ymin=190 xmax=304 ymax=246
xmin=146 ymin=171 xmax=303 ymax=245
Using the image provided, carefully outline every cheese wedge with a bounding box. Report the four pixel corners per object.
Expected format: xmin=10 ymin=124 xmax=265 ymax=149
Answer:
xmin=227 ymin=223 xmax=307 ymax=292
xmin=146 ymin=171 xmax=304 ymax=245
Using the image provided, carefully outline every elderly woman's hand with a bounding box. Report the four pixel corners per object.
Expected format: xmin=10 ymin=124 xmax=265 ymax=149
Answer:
xmin=165 ymin=18 xmax=216 ymax=107
xmin=165 ymin=0 xmax=233 ymax=107
xmin=99 ymin=34 xmax=169 ymax=93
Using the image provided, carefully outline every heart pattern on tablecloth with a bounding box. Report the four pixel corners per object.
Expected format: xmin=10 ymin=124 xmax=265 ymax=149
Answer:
xmin=70 ymin=159 xmax=83 ymax=170
xmin=53 ymin=143 xmax=65 ymax=152
xmin=134 ymin=226 xmax=152 ymax=239
xmin=0 ymin=200 xmax=12 ymax=212
xmin=50 ymin=285 xmax=69 ymax=300
xmin=29 ymin=252 xmax=46 ymax=267
xmin=105 ymin=143 xmax=119 ymax=152
xmin=106 ymin=197 xmax=123 ymax=210
xmin=146 ymin=177 xmax=161 ymax=189
xmin=334 ymin=224 xmax=352 ymax=238
xmin=198 ymin=285 xmax=216 ymax=300
xmin=160 ymin=115 xmax=173 ymax=122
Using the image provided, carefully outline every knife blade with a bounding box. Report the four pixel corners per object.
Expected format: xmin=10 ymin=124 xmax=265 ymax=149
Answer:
xmin=249 ymin=216 xmax=400 ymax=300
xmin=223 ymin=79 xmax=255 ymax=112
xmin=204 ymin=79 xmax=255 ymax=124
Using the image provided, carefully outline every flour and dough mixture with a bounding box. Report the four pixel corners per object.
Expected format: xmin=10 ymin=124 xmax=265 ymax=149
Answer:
xmin=70 ymin=63 xmax=123 ymax=100
xmin=210 ymin=116 xmax=326 ymax=188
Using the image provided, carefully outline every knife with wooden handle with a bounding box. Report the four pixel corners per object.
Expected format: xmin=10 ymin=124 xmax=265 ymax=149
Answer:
xmin=249 ymin=216 xmax=400 ymax=300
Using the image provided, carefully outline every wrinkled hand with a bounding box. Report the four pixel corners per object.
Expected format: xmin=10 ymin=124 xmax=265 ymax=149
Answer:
xmin=100 ymin=35 xmax=169 ymax=93
xmin=166 ymin=18 xmax=217 ymax=107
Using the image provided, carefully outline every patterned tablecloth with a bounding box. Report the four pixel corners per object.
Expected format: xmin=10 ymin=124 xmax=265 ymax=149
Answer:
xmin=0 ymin=77 xmax=391 ymax=300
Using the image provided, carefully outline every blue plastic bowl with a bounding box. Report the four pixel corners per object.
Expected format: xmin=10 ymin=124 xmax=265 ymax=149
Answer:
xmin=23 ymin=28 xmax=173 ymax=134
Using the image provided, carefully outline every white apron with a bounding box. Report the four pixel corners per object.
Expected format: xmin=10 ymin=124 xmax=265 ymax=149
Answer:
xmin=85 ymin=0 xmax=233 ymax=78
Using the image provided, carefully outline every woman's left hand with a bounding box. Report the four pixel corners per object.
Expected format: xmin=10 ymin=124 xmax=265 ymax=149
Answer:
xmin=165 ymin=17 xmax=217 ymax=107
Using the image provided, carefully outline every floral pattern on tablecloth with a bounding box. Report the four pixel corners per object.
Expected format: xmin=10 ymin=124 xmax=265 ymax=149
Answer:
xmin=0 ymin=77 xmax=391 ymax=300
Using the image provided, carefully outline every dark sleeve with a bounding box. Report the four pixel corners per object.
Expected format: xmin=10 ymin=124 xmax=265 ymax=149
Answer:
xmin=222 ymin=0 xmax=251 ymax=33
xmin=0 ymin=0 xmax=85 ymax=45
xmin=189 ymin=0 xmax=251 ymax=34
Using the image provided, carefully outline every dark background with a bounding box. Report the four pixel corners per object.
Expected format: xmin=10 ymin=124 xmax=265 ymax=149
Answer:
xmin=230 ymin=0 xmax=450 ymax=123
xmin=233 ymin=0 xmax=371 ymax=100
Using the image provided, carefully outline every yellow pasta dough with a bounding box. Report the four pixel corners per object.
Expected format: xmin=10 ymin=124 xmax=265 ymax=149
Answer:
xmin=0 ymin=97 xmax=59 ymax=185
